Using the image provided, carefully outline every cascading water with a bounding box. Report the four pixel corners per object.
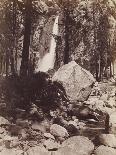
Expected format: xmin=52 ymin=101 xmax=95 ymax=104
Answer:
xmin=36 ymin=15 xmax=59 ymax=72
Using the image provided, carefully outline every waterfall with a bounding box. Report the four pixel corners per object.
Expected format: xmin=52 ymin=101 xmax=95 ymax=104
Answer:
xmin=36 ymin=15 xmax=59 ymax=72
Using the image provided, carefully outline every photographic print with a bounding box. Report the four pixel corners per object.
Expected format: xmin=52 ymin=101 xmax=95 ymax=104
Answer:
xmin=0 ymin=0 xmax=116 ymax=154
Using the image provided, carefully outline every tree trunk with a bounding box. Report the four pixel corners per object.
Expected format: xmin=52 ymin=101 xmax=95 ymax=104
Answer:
xmin=20 ymin=0 xmax=32 ymax=77
xmin=6 ymin=50 xmax=9 ymax=77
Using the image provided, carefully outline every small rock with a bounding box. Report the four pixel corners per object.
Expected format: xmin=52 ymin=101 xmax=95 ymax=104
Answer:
xmin=44 ymin=133 xmax=55 ymax=140
xmin=74 ymin=119 xmax=79 ymax=124
xmin=94 ymin=145 xmax=116 ymax=155
xmin=50 ymin=124 xmax=69 ymax=138
xmin=78 ymin=122 xmax=86 ymax=129
xmin=99 ymin=134 xmax=116 ymax=148
xmin=68 ymin=121 xmax=77 ymax=127
xmin=43 ymin=139 xmax=60 ymax=151
xmin=72 ymin=116 xmax=77 ymax=120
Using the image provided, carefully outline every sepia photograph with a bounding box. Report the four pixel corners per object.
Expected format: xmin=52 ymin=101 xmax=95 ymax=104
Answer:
xmin=0 ymin=0 xmax=116 ymax=154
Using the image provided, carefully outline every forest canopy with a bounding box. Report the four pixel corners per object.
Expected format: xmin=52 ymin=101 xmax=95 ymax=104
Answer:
xmin=0 ymin=0 xmax=116 ymax=80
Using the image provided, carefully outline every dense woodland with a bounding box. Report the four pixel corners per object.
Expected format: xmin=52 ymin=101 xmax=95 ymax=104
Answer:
xmin=0 ymin=1 xmax=116 ymax=154
xmin=0 ymin=0 xmax=116 ymax=80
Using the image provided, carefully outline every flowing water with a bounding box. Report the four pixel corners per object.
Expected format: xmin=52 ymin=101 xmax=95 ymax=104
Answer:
xmin=36 ymin=15 xmax=59 ymax=72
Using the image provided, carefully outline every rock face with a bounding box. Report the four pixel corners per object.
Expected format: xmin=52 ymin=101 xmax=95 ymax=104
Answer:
xmin=61 ymin=136 xmax=94 ymax=155
xmin=52 ymin=61 xmax=95 ymax=102
xmin=94 ymin=145 xmax=116 ymax=155
xmin=99 ymin=134 xmax=116 ymax=148
xmin=50 ymin=124 xmax=69 ymax=138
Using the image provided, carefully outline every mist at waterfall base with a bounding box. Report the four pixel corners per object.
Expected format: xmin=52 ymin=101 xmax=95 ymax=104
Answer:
xmin=36 ymin=15 xmax=59 ymax=73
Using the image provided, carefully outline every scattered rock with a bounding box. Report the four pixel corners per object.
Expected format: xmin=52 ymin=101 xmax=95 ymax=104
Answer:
xmin=94 ymin=145 xmax=116 ymax=155
xmin=52 ymin=61 xmax=95 ymax=102
xmin=99 ymin=134 xmax=116 ymax=148
xmin=50 ymin=124 xmax=69 ymax=138
xmin=43 ymin=139 xmax=60 ymax=151
xmin=44 ymin=133 xmax=55 ymax=140
xmin=62 ymin=136 xmax=94 ymax=155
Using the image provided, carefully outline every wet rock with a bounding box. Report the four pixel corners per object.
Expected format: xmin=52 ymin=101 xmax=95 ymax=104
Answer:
xmin=94 ymin=145 xmax=116 ymax=155
xmin=44 ymin=133 xmax=55 ymax=140
xmin=52 ymin=61 xmax=95 ymax=102
xmin=62 ymin=136 xmax=94 ymax=155
xmin=43 ymin=139 xmax=60 ymax=151
xmin=26 ymin=146 xmax=50 ymax=155
xmin=50 ymin=124 xmax=69 ymax=138
xmin=99 ymin=134 xmax=116 ymax=148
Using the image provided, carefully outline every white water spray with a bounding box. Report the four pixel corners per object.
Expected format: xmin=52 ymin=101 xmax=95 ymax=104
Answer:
xmin=36 ymin=15 xmax=59 ymax=72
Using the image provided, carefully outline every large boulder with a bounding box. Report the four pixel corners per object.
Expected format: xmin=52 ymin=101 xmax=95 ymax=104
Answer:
xmin=99 ymin=134 xmax=116 ymax=148
xmin=52 ymin=61 xmax=95 ymax=102
xmin=61 ymin=136 xmax=94 ymax=155
xmin=94 ymin=145 xmax=116 ymax=155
